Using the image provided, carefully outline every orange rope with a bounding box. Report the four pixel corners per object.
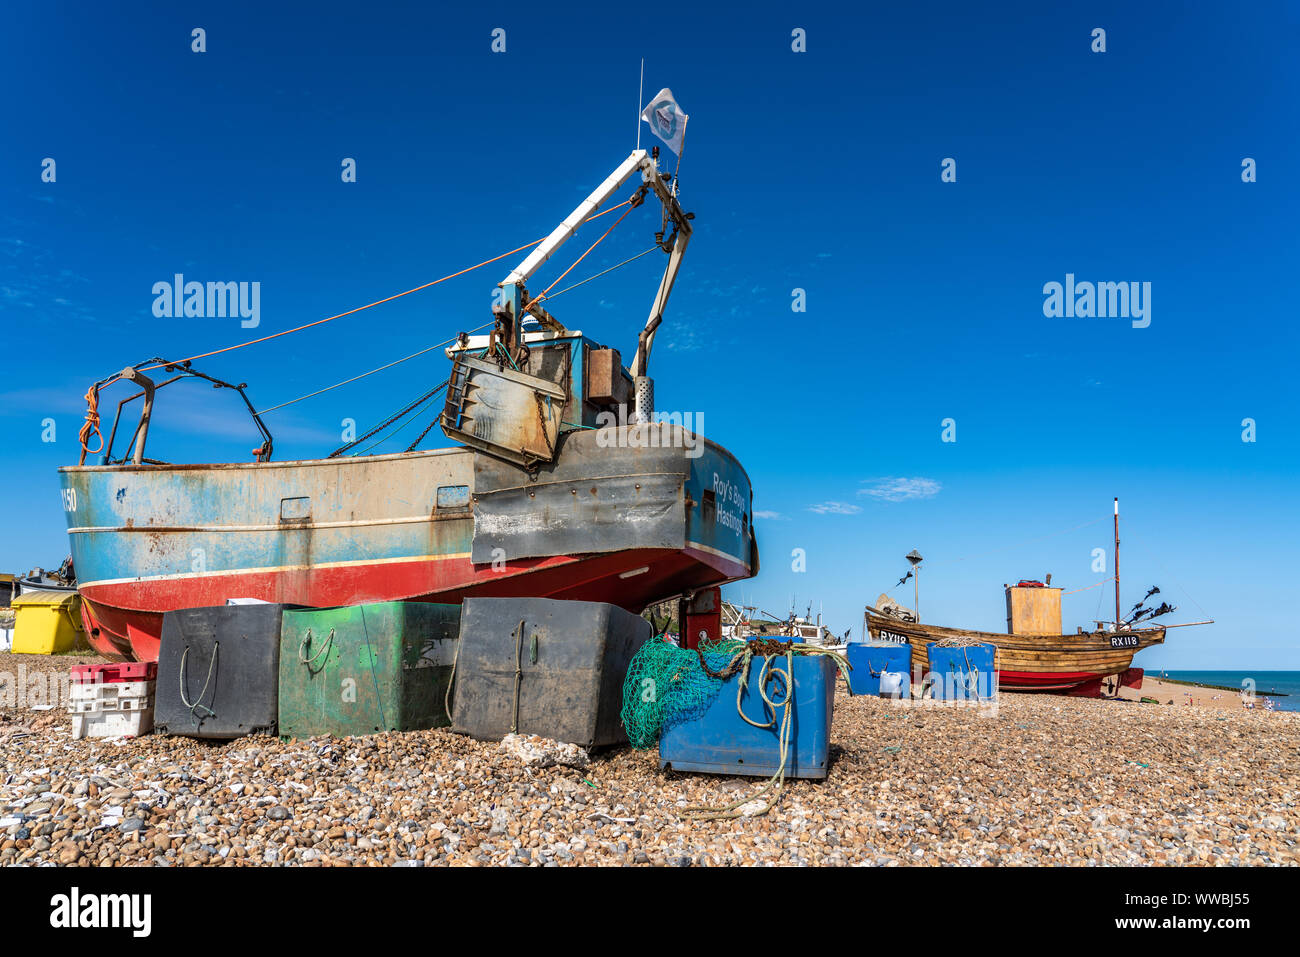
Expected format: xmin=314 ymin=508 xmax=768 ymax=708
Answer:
xmin=532 ymin=202 xmax=638 ymax=304
xmin=133 ymin=239 xmax=536 ymax=373
xmin=1063 ymin=577 xmax=1115 ymax=596
xmin=77 ymin=385 xmax=105 ymax=463
xmin=137 ymin=198 xmax=635 ymax=374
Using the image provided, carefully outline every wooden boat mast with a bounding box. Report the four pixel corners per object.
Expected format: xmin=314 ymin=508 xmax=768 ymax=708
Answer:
xmin=1114 ymin=496 xmax=1121 ymax=629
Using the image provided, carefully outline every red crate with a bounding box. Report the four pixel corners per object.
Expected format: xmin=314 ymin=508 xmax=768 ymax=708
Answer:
xmin=70 ymin=661 xmax=158 ymax=684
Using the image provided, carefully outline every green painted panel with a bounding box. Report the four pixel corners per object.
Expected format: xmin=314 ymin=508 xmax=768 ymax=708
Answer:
xmin=278 ymin=602 xmax=460 ymax=738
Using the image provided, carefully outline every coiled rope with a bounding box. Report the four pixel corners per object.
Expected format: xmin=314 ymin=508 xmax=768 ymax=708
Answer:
xmin=931 ymin=635 xmax=983 ymax=648
xmin=681 ymin=642 xmax=850 ymax=820
xmin=78 ymin=385 xmax=104 ymax=459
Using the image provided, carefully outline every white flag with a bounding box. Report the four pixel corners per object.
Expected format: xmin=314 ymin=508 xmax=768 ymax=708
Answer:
xmin=640 ymin=88 xmax=688 ymax=156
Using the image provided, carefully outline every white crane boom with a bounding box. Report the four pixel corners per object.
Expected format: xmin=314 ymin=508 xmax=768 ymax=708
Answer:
xmin=503 ymin=150 xmax=650 ymax=286
xmin=496 ymin=148 xmax=692 ymax=384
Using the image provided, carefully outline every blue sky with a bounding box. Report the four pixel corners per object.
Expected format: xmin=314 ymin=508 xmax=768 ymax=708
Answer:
xmin=2 ymin=2 xmax=1296 ymax=667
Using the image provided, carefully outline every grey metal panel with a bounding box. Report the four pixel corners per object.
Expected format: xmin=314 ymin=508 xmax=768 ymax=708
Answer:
xmin=441 ymin=355 xmax=567 ymax=467
xmin=471 ymin=429 xmax=688 ymax=563
xmin=451 ymin=596 xmax=652 ymax=747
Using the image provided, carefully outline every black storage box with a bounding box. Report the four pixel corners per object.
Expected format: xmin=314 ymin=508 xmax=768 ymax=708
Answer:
xmin=450 ymin=597 xmax=652 ymax=748
xmin=155 ymin=603 xmax=300 ymax=738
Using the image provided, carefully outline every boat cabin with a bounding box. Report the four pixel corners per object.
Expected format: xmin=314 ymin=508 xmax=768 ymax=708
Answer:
xmin=441 ymin=329 xmax=638 ymax=467
xmin=1005 ymin=580 xmax=1063 ymax=636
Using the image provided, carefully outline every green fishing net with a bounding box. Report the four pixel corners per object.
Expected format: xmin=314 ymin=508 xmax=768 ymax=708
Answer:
xmin=620 ymin=636 xmax=750 ymax=750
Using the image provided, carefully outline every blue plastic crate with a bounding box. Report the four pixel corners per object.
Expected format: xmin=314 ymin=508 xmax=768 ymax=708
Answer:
xmin=659 ymin=653 xmax=835 ymax=780
xmin=846 ymin=642 xmax=912 ymax=697
xmin=925 ymin=643 xmax=997 ymax=701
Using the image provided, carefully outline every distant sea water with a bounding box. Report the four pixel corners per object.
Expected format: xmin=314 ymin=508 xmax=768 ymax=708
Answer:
xmin=1159 ymin=671 xmax=1300 ymax=713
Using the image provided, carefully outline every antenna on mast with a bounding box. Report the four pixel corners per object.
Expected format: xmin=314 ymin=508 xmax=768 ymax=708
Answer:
xmin=635 ymin=58 xmax=644 ymax=150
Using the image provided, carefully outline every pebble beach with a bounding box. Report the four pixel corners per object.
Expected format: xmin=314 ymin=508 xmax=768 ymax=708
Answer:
xmin=2 ymin=651 xmax=1297 ymax=867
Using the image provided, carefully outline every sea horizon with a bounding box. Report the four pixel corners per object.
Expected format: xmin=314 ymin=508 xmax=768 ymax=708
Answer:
xmin=1158 ymin=670 xmax=1300 ymax=712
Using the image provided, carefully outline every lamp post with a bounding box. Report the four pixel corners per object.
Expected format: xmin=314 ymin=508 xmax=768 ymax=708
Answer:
xmin=906 ymin=549 xmax=924 ymax=622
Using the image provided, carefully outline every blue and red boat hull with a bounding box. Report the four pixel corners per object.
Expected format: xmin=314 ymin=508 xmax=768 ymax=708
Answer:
xmin=60 ymin=427 xmax=756 ymax=661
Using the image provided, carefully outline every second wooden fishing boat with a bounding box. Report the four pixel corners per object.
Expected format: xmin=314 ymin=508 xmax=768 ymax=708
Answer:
xmin=864 ymin=499 xmax=1210 ymax=695
xmin=864 ymin=606 xmax=1165 ymax=692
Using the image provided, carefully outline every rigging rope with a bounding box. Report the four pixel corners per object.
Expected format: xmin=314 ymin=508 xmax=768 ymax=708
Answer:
xmin=254 ymin=322 xmax=492 ymax=416
xmin=538 ymin=246 xmax=659 ymax=303
xmin=531 ymin=201 xmax=640 ymax=305
xmin=1062 ymin=576 xmax=1115 ymax=596
xmin=134 ymin=198 xmax=635 ymax=375
xmin=1116 ymin=526 xmax=1214 ymax=622
xmin=78 ymin=192 xmax=643 ymax=463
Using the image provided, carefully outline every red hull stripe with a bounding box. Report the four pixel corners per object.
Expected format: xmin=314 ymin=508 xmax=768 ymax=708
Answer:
xmin=914 ymin=667 xmax=1125 ymax=692
xmin=78 ymin=548 xmax=744 ymax=663
xmin=998 ymin=669 xmax=1115 ymax=690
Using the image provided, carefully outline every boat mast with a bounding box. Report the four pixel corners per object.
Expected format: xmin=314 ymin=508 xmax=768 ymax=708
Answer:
xmin=1113 ymin=497 xmax=1121 ymax=629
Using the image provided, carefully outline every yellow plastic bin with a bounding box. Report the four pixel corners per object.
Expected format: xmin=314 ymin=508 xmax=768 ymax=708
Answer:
xmin=10 ymin=589 xmax=85 ymax=654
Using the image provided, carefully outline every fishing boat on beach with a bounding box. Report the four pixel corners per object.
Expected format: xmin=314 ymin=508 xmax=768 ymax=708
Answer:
xmin=865 ymin=605 xmax=1167 ymax=693
xmin=57 ymin=145 xmax=758 ymax=662
xmin=865 ymin=499 xmax=1211 ymax=695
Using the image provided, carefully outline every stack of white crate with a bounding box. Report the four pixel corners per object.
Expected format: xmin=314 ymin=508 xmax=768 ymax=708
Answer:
xmin=68 ymin=662 xmax=156 ymax=739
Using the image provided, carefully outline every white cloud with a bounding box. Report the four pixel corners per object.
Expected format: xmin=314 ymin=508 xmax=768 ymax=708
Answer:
xmin=665 ymin=326 xmax=703 ymax=352
xmin=807 ymin=501 xmax=862 ymax=515
xmin=858 ymin=477 xmax=941 ymax=502
xmin=753 ymin=509 xmax=784 ymax=520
